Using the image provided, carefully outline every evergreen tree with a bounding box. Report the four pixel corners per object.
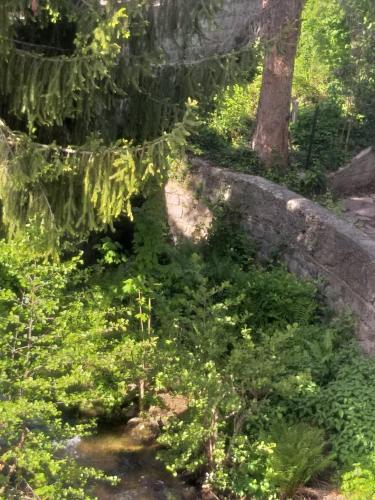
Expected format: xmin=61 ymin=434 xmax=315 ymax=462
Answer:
xmin=0 ymin=0 xmax=259 ymax=246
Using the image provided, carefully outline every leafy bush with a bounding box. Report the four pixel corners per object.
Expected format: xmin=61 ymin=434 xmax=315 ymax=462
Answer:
xmin=212 ymin=435 xmax=277 ymax=499
xmin=315 ymin=343 xmax=375 ymax=467
xmin=0 ymin=235 xmax=156 ymax=497
xmin=341 ymin=456 xmax=375 ymax=500
xmin=293 ymin=0 xmax=349 ymax=102
xmin=148 ymin=221 xmax=337 ymax=498
xmin=189 ymin=79 xmax=262 ymax=175
xmin=244 ymin=266 xmax=318 ymax=329
xmin=148 ymin=214 xmax=375 ymax=499
xmin=207 ymin=78 xmax=261 ymax=144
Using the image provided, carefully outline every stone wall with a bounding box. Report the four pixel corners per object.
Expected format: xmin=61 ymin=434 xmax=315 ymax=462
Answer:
xmin=165 ymin=158 xmax=375 ymax=353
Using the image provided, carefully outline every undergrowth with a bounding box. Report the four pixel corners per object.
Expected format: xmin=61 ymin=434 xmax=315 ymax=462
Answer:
xmin=0 ymin=207 xmax=374 ymax=498
xmin=191 ymin=81 xmax=365 ymax=206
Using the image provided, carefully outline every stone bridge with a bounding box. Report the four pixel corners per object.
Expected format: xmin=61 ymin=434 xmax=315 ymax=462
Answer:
xmin=165 ymin=151 xmax=375 ymax=354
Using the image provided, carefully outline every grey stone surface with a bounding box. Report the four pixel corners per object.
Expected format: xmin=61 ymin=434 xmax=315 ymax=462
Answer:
xmin=156 ymin=0 xmax=262 ymax=63
xmin=331 ymin=147 xmax=375 ymax=196
xmin=341 ymin=193 xmax=375 ymax=236
xmin=165 ymin=158 xmax=375 ymax=354
xmin=165 ymin=179 xmax=213 ymax=241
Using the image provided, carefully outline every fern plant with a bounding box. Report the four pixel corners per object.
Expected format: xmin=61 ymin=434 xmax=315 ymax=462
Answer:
xmin=267 ymin=422 xmax=333 ymax=498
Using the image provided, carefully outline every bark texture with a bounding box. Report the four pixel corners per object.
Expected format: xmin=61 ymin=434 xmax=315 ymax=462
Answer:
xmin=252 ymin=0 xmax=305 ymax=168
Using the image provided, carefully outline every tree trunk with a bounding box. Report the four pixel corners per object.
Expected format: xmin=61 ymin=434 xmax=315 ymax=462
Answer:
xmin=252 ymin=0 xmax=305 ymax=169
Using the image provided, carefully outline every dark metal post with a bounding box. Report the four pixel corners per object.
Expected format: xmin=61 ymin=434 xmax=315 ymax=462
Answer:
xmin=305 ymin=103 xmax=320 ymax=169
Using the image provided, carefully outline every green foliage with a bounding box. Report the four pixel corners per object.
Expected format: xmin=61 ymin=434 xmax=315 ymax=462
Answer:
xmin=292 ymin=0 xmax=375 ymax=164
xmin=0 ymin=232 xmax=157 ymax=497
xmin=206 ymin=77 xmax=261 ymax=144
xmin=139 ymin=218 xmax=337 ymax=498
xmin=132 ymin=192 xmax=169 ymax=271
xmin=244 ymin=266 xmax=317 ymax=329
xmin=95 ymin=237 xmax=127 ymax=266
xmin=341 ymin=456 xmax=375 ymax=500
xmin=123 ymin=44 xmax=257 ymax=142
xmin=190 ymin=126 xmax=260 ymax=173
xmin=192 ymin=80 xmax=336 ymax=196
xmin=0 ymin=210 xmax=373 ymax=498
xmin=294 ymin=0 xmax=350 ymax=101
xmin=193 ymin=0 xmax=374 ymax=192
xmin=157 ymin=361 xmax=238 ymax=475
xmin=290 ymin=101 xmax=349 ymax=171
xmin=212 ymin=435 xmax=276 ymax=499
xmin=267 ymin=422 xmax=333 ymax=498
xmin=2 ymin=0 xmax=375 ymax=498
xmin=137 ymin=214 xmax=374 ymax=499
xmin=0 ymin=0 xmax=258 ymax=245
xmin=192 ymin=123 xmax=330 ymax=196
xmin=188 ymin=74 xmax=263 ymax=175
xmin=315 ymin=343 xmax=375 ymax=467
xmin=0 ymin=2 xmax=129 ymax=128
xmin=341 ymin=0 xmax=375 ymax=147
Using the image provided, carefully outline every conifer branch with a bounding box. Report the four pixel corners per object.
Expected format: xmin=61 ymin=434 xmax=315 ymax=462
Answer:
xmin=0 ymin=101 xmax=198 ymax=240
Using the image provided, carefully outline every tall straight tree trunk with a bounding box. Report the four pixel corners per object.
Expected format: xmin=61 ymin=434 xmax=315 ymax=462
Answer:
xmin=252 ymin=0 xmax=305 ymax=169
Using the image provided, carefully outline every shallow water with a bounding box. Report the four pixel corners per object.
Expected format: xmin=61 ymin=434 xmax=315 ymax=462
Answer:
xmin=74 ymin=424 xmax=199 ymax=500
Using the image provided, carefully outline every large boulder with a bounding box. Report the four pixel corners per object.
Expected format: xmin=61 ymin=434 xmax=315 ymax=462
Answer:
xmin=331 ymin=147 xmax=375 ymax=197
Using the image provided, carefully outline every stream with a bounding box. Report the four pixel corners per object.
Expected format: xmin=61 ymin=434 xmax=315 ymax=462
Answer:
xmin=69 ymin=421 xmax=200 ymax=500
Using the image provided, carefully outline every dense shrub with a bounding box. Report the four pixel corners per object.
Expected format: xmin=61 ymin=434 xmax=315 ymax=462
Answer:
xmin=0 ymin=235 xmax=155 ymax=497
xmin=315 ymin=343 xmax=375 ymax=466
xmin=1 ymin=215 xmax=375 ymax=498
xmin=190 ymin=126 xmax=260 ymax=173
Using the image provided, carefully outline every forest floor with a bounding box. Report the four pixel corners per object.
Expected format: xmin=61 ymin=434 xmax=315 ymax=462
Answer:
xmin=296 ymin=486 xmax=345 ymax=500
